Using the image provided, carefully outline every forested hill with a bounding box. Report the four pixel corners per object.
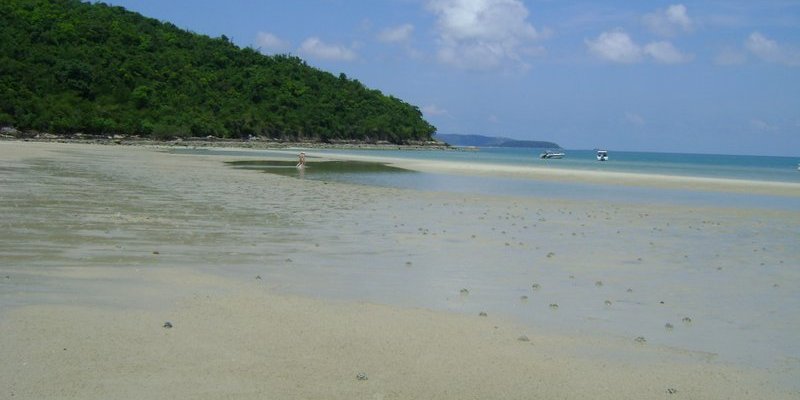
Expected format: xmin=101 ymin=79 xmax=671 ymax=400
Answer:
xmin=0 ymin=0 xmax=436 ymax=143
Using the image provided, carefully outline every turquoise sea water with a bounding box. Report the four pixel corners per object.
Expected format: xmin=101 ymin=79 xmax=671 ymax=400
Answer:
xmin=220 ymin=147 xmax=800 ymax=210
xmin=312 ymin=147 xmax=800 ymax=183
xmin=174 ymin=147 xmax=800 ymax=210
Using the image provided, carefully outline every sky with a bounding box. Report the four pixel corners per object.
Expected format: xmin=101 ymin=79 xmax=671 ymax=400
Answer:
xmin=98 ymin=0 xmax=800 ymax=156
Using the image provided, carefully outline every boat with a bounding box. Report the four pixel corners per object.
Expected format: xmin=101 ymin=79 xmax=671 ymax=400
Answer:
xmin=596 ymin=150 xmax=608 ymax=161
xmin=540 ymin=151 xmax=565 ymax=159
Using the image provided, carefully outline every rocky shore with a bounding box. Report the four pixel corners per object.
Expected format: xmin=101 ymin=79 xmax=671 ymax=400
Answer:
xmin=0 ymin=128 xmax=452 ymax=151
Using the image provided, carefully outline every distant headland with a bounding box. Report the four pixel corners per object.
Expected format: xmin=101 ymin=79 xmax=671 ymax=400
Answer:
xmin=434 ymin=134 xmax=560 ymax=149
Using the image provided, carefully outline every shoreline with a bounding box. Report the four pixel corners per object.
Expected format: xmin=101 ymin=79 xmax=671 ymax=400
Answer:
xmin=313 ymin=151 xmax=800 ymax=197
xmin=5 ymin=138 xmax=800 ymax=198
xmin=155 ymin=142 xmax=800 ymax=198
xmin=0 ymin=135 xmax=454 ymax=151
xmin=1 ymin=141 xmax=798 ymax=398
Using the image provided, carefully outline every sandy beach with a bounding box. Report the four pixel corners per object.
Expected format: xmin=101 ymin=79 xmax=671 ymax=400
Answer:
xmin=1 ymin=141 xmax=798 ymax=399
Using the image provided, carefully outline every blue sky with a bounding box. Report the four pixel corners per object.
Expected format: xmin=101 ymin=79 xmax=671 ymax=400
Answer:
xmin=100 ymin=0 xmax=800 ymax=156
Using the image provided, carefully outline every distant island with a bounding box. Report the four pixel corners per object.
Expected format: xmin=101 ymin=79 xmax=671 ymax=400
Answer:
xmin=434 ymin=134 xmax=560 ymax=149
xmin=0 ymin=0 xmax=435 ymax=144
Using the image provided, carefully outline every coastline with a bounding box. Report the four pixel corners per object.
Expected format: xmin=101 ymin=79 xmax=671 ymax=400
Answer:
xmin=6 ymin=138 xmax=800 ymax=197
xmin=1 ymin=141 xmax=798 ymax=398
xmin=0 ymin=135 xmax=453 ymax=151
xmin=304 ymin=150 xmax=800 ymax=198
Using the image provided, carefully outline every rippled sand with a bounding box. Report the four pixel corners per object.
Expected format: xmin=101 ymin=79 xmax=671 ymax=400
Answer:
xmin=1 ymin=141 xmax=798 ymax=399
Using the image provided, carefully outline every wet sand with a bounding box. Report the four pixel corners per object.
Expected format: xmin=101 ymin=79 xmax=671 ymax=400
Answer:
xmin=1 ymin=141 xmax=798 ymax=399
xmin=306 ymin=150 xmax=800 ymax=197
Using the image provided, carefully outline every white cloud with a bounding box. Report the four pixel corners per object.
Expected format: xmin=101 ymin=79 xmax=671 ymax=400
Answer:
xmin=744 ymin=32 xmax=800 ymax=66
xmin=378 ymin=24 xmax=414 ymax=43
xmin=665 ymin=4 xmax=692 ymax=29
xmin=745 ymin=32 xmax=780 ymax=61
xmin=585 ymin=29 xmax=642 ymax=63
xmin=587 ymin=29 xmax=690 ymax=65
xmin=643 ymin=4 xmax=693 ymax=37
xmin=711 ymin=32 xmax=800 ymax=67
xmin=422 ymin=104 xmax=450 ymax=117
xmin=425 ymin=0 xmax=545 ymax=70
xmin=298 ymin=37 xmax=357 ymax=61
xmin=255 ymin=32 xmax=289 ymax=54
xmin=644 ymin=41 xmax=692 ymax=64
xmin=750 ymin=118 xmax=777 ymax=133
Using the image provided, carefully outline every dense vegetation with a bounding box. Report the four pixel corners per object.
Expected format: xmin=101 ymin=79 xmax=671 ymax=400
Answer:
xmin=0 ymin=0 xmax=436 ymax=143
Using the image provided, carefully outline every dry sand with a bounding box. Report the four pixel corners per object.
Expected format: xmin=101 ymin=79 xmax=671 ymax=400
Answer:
xmin=1 ymin=141 xmax=798 ymax=399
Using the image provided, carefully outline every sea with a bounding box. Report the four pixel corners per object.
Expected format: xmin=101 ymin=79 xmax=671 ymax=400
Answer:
xmin=314 ymin=147 xmax=800 ymax=184
xmin=190 ymin=147 xmax=800 ymax=211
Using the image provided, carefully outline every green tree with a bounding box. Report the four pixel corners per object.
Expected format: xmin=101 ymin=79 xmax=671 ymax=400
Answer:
xmin=0 ymin=0 xmax=437 ymax=143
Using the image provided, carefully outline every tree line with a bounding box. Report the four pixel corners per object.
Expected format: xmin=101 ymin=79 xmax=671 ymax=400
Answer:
xmin=0 ymin=0 xmax=437 ymax=143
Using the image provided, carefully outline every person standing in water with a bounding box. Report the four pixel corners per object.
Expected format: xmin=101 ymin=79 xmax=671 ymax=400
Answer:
xmin=297 ymin=152 xmax=306 ymax=168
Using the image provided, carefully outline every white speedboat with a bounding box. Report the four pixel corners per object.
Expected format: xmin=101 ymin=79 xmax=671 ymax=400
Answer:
xmin=597 ymin=150 xmax=608 ymax=161
xmin=540 ymin=151 xmax=565 ymax=159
